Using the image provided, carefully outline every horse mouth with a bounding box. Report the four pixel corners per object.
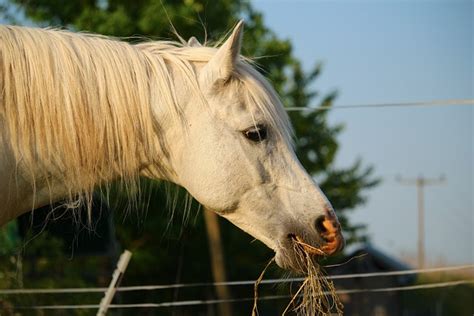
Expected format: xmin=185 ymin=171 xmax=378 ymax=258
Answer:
xmin=275 ymin=233 xmax=343 ymax=272
xmin=288 ymin=233 xmax=326 ymax=256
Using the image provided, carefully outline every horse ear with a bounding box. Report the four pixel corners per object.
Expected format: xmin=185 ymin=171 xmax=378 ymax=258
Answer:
xmin=200 ymin=20 xmax=244 ymax=89
xmin=187 ymin=36 xmax=202 ymax=47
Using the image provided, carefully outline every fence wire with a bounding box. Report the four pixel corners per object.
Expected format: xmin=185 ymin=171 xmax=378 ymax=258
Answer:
xmin=1 ymin=264 xmax=472 ymax=295
xmin=285 ymin=98 xmax=474 ymax=111
xmin=12 ymin=279 xmax=474 ymax=310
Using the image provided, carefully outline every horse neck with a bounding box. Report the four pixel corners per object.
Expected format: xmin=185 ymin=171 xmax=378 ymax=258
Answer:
xmin=0 ymin=34 xmax=198 ymax=226
xmin=0 ymin=123 xmax=69 ymax=225
xmin=138 ymin=55 xmax=199 ymax=184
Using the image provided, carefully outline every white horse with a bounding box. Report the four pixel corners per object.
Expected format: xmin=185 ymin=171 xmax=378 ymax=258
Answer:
xmin=0 ymin=21 xmax=343 ymax=270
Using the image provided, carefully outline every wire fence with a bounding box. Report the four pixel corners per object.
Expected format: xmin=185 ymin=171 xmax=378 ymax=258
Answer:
xmin=11 ymin=279 xmax=474 ymax=310
xmin=285 ymin=98 xmax=474 ymax=111
xmin=2 ymin=264 xmax=473 ymax=295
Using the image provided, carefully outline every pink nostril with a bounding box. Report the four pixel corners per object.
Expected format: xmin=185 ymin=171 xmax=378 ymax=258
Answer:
xmin=314 ymin=214 xmax=344 ymax=255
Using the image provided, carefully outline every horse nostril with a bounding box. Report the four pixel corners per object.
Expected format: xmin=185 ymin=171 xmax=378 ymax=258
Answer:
xmin=315 ymin=215 xmax=328 ymax=234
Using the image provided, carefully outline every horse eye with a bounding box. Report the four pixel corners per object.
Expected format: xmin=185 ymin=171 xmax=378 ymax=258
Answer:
xmin=243 ymin=125 xmax=267 ymax=142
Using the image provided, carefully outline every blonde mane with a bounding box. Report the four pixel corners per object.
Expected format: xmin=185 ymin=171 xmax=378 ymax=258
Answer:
xmin=0 ymin=25 xmax=291 ymax=212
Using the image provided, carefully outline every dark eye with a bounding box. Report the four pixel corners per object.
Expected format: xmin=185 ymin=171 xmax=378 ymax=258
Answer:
xmin=243 ymin=125 xmax=267 ymax=142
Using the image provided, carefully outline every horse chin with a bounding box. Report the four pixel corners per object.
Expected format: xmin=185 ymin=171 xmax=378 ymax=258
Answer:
xmin=275 ymin=248 xmax=321 ymax=274
xmin=274 ymin=251 xmax=293 ymax=270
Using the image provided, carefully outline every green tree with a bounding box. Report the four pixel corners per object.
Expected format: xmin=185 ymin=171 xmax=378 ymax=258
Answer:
xmin=2 ymin=0 xmax=379 ymax=314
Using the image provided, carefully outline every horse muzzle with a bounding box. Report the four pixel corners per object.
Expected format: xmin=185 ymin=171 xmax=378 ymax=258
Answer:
xmin=275 ymin=213 xmax=345 ymax=272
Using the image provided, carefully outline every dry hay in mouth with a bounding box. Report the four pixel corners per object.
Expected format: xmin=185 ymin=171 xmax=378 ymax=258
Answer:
xmin=252 ymin=239 xmax=343 ymax=316
xmin=283 ymin=240 xmax=343 ymax=315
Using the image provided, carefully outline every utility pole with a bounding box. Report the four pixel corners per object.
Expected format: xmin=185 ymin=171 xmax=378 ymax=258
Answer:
xmin=203 ymin=209 xmax=233 ymax=316
xmin=396 ymin=175 xmax=445 ymax=268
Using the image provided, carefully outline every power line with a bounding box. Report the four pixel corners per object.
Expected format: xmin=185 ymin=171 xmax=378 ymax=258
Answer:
xmin=1 ymin=264 xmax=472 ymax=295
xmin=13 ymin=279 xmax=474 ymax=310
xmin=285 ymin=98 xmax=474 ymax=112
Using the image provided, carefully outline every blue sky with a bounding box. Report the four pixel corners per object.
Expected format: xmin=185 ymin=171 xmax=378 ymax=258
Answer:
xmin=253 ymin=0 xmax=472 ymax=265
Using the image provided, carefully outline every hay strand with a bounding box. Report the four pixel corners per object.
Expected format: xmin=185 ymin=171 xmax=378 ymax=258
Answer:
xmin=281 ymin=278 xmax=308 ymax=315
xmin=292 ymin=236 xmax=326 ymax=256
xmin=252 ymin=257 xmax=275 ymax=316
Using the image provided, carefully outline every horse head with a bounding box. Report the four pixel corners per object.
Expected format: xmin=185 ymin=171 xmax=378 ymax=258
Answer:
xmin=157 ymin=21 xmax=344 ymax=271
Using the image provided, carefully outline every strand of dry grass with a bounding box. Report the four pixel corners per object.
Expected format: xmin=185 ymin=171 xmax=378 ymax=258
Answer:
xmin=281 ymin=278 xmax=308 ymax=315
xmin=252 ymin=257 xmax=275 ymax=316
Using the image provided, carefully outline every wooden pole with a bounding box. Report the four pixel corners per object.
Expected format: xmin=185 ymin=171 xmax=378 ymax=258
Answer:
xmin=416 ymin=177 xmax=425 ymax=269
xmin=397 ymin=175 xmax=445 ymax=268
xmin=97 ymin=250 xmax=132 ymax=316
xmin=203 ymin=209 xmax=233 ymax=316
